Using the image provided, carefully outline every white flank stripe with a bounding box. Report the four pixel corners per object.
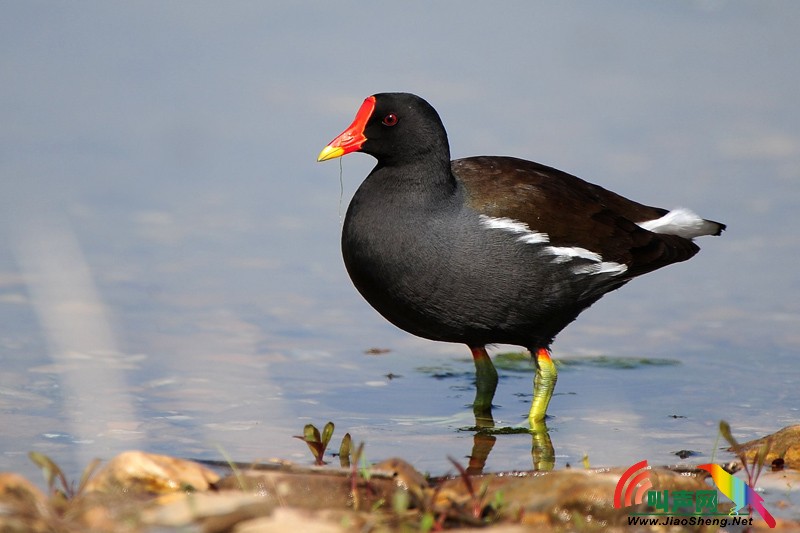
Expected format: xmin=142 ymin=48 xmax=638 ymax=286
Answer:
xmin=478 ymin=215 xmax=549 ymax=244
xmin=573 ymin=262 xmax=629 ymax=276
xmin=478 ymin=215 xmax=628 ymax=276
xmin=546 ymin=245 xmax=627 ymax=276
xmin=478 ymin=215 xmax=531 ymax=233
xmin=544 ymin=246 xmax=602 ymax=263
xmin=517 ymin=232 xmax=550 ymax=244
xmin=637 ymin=208 xmax=716 ymax=239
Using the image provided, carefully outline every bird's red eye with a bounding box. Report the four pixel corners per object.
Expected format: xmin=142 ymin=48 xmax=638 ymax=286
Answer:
xmin=382 ymin=113 xmax=398 ymax=126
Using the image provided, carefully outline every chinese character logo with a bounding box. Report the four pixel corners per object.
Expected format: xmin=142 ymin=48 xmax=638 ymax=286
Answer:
xmin=615 ymin=460 xmax=777 ymax=529
xmin=614 ymin=459 xmax=653 ymax=508
xmin=697 ymin=463 xmax=776 ymax=528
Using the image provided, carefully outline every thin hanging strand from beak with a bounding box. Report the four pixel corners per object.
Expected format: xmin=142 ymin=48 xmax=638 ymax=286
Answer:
xmin=338 ymin=157 xmax=345 ymax=224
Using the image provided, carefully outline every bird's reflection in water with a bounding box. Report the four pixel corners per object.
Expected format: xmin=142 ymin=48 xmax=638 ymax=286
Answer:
xmin=465 ymin=370 xmax=555 ymax=475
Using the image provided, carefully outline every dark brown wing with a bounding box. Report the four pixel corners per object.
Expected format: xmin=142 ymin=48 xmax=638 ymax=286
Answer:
xmin=452 ymin=156 xmax=699 ymax=278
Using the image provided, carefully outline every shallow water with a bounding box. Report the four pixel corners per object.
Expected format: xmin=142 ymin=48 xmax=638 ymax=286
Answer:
xmin=1 ymin=3 xmax=799 ymax=491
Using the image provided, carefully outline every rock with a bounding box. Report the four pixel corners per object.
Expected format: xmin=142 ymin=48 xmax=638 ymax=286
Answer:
xmin=433 ymin=466 xmax=709 ymax=529
xmin=737 ymin=425 xmax=800 ymax=470
xmin=371 ymin=457 xmax=429 ymax=503
xmin=215 ymin=463 xmax=399 ymax=510
xmin=84 ymin=450 xmax=220 ymax=494
xmin=0 ymin=472 xmax=48 ymax=511
xmin=141 ymin=491 xmax=271 ymax=531
xmin=0 ymin=473 xmax=51 ymax=533
xmin=233 ymin=508 xmax=346 ymax=533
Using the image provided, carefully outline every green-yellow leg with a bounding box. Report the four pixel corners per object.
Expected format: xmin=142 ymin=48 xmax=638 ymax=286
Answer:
xmin=529 ymin=347 xmax=556 ymax=470
xmin=467 ymin=346 xmax=497 ymax=474
xmin=469 ymin=346 xmax=498 ymax=418
xmin=529 ymin=347 xmax=557 ymax=424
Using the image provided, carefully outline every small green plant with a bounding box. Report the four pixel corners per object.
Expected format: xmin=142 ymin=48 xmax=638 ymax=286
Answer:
xmin=418 ymin=511 xmax=435 ymax=532
xmin=294 ymin=421 xmax=336 ymax=465
xmin=447 ymin=455 xmax=497 ymax=524
xmin=215 ymin=444 xmax=251 ymax=491
xmin=717 ymin=420 xmax=772 ymax=490
xmin=28 ymin=451 xmax=101 ymax=500
xmin=339 ymin=431 xmax=352 ymax=468
xmin=349 ymin=441 xmax=367 ymax=511
xmin=294 ymin=421 xmax=356 ymax=468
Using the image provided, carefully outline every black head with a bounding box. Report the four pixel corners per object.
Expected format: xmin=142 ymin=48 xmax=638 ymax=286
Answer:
xmin=318 ymin=92 xmax=451 ymax=166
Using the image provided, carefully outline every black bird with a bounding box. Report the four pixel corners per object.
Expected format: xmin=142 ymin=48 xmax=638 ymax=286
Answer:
xmin=318 ymin=93 xmax=725 ymax=424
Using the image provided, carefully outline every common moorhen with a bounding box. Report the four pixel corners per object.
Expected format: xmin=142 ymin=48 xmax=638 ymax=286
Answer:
xmin=318 ymin=92 xmax=725 ymax=424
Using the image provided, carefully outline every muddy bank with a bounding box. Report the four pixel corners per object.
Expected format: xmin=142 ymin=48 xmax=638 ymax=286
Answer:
xmin=1 ymin=426 xmax=798 ymax=532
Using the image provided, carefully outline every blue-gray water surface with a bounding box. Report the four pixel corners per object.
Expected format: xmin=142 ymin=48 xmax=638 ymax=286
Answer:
xmin=1 ymin=2 xmax=798 ymax=493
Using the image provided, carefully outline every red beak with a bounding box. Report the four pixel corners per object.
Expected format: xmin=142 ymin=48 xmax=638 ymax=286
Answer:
xmin=317 ymin=96 xmax=376 ymax=162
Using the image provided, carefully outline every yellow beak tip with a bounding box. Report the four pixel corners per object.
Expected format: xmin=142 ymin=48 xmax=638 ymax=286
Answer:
xmin=317 ymin=145 xmax=344 ymax=162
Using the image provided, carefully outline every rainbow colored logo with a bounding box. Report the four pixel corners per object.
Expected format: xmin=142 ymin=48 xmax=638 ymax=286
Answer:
xmin=614 ymin=460 xmax=776 ymax=528
xmin=697 ymin=463 xmax=775 ymax=528
xmin=614 ymin=459 xmax=653 ymax=507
